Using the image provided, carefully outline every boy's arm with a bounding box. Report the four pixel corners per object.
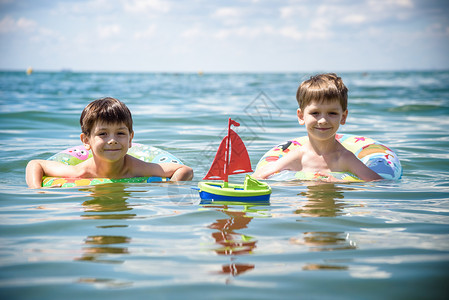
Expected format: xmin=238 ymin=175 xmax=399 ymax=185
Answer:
xmin=252 ymin=163 xmax=281 ymax=179
xmin=133 ymin=160 xmax=193 ymax=181
xmin=26 ymin=160 xmax=76 ymax=188
xmin=168 ymin=164 xmax=194 ymax=181
xmin=253 ymin=151 xmax=299 ymax=179
xmin=343 ymin=153 xmax=383 ymax=181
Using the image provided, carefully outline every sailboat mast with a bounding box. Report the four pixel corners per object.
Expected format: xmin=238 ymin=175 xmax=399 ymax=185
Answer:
xmin=224 ymin=118 xmax=232 ymax=186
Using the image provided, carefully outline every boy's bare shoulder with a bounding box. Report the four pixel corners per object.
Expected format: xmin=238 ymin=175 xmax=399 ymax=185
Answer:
xmin=277 ymin=146 xmax=305 ymax=170
xmin=339 ymin=145 xmax=358 ymax=161
xmin=126 ymin=154 xmax=152 ymax=167
xmin=338 ymin=146 xmax=365 ymax=169
xmin=337 ymin=143 xmax=383 ymax=181
xmin=125 ymin=154 xmax=160 ymax=176
xmin=280 ymin=145 xmax=305 ymax=161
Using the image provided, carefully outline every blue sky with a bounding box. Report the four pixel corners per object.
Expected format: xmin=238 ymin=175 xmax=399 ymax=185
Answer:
xmin=1 ymin=0 xmax=448 ymax=72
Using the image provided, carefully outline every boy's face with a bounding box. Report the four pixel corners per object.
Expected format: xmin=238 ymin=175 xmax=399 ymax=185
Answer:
xmin=80 ymin=121 xmax=133 ymax=162
xmin=297 ymin=99 xmax=348 ymax=141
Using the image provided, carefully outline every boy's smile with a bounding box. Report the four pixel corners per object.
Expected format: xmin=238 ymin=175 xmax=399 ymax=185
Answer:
xmin=298 ymin=100 xmax=348 ymax=140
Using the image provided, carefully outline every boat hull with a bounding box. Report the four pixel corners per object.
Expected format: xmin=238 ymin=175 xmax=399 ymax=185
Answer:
xmin=198 ymin=181 xmax=271 ymax=203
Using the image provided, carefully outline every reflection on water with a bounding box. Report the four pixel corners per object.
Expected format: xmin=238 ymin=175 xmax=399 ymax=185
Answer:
xmin=208 ymin=207 xmax=256 ymax=256
xmin=77 ymin=277 xmax=132 ymax=288
xmin=292 ymin=183 xmax=356 ymax=271
xmin=300 ymin=231 xmax=356 ymax=252
xmin=76 ymin=185 xmax=133 ymax=263
xmin=302 ymin=263 xmax=348 ymax=271
xmin=80 ymin=184 xmax=136 ymax=220
xmin=76 ymin=235 xmax=130 ymax=264
xmin=205 ymin=204 xmax=266 ymax=281
xmin=295 ymin=183 xmax=346 ymax=217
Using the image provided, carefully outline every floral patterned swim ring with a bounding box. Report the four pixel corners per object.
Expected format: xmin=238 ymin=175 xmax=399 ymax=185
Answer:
xmin=42 ymin=143 xmax=183 ymax=188
xmin=254 ymin=134 xmax=402 ymax=182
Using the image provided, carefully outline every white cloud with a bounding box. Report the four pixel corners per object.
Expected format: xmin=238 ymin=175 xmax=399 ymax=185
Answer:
xmin=52 ymin=0 xmax=114 ymax=15
xmin=308 ymin=18 xmax=331 ymax=39
xmin=212 ymin=7 xmax=242 ymax=19
xmin=341 ymin=14 xmax=367 ymax=25
xmin=0 ymin=16 xmax=17 ymax=33
xmin=181 ymin=27 xmax=202 ymax=39
xmin=367 ymin=0 xmax=414 ymax=13
xmin=97 ymin=24 xmax=121 ymax=38
xmin=388 ymin=0 xmax=414 ymax=8
xmin=30 ymin=27 xmax=64 ymax=44
xmin=214 ymin=29 xmax=230 ymax=40
xmin=16 ymin=17 xmax=36 ymax=30
xmin=212 ymin=6 xmax=246 ymax=26
xmin=279 ymin=26 xmax=302 ymax=40
xmin=123 ymin=0 xmax=171 ymax=14
xmin=365 ymin=26 xmax=383 ymax=37
xmin=134 ymin=24 xmax=157 ymax=39
xmin=212 ymin=22 xmax=336 ymax=41
xmin=367 ymin=0 xmax=414 ymax=9
xmin=0 ymin=16 xmax=64 ymax=46
xmin=213 ymin=25 xmax=275 ymax=40
xmin=424 ymin=23 xmax=449 ymax=36
xmin=0 ymin=16 xmax=37 ymax=33
xmin=233 ymin=26 xmax=263 ymax=37
xmin=279 ymin=5 xmax=309 ymax=19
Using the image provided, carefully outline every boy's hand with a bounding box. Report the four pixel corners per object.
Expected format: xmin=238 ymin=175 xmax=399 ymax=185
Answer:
xmin=170 ymin=165 xmax=194 ymax=181
xmin=26 ymin=159 xmax=77 ymax=188
xmin=26 ymin=160 xmax=45 ymax=188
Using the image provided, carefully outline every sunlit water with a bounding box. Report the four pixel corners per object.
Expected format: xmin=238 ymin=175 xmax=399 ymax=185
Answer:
xmin=1 ymin=71 xmax=448 ymax=299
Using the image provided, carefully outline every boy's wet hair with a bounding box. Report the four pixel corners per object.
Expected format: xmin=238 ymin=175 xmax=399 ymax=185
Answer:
xmin=80 ymin=97 xmax=133 ymax=136
xmin=296 ymin=73 xmax=348 ymax=111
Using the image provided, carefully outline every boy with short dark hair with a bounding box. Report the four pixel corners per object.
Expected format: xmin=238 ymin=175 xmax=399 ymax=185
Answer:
xmin=253 ymin=73 xmax=382 ymax=181
xmin=26 ymin=97 xmax=193 ymax=188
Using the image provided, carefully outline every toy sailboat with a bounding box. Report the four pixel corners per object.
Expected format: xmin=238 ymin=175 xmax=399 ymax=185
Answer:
xmin=198 ymin=118 xmax=271 ymax=202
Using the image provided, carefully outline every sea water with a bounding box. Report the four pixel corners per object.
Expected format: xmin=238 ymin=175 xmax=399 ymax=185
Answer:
xmin=0 ymin=71 xmax=448 ymax=299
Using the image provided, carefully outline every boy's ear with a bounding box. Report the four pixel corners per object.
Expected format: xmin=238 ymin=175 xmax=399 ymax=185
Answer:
xmin=297 ymin=108 xmax=305 ymax=125
xmin=129 ymin=131 xmax=134 ymax=148
xmin=80 ymin=133 xmax=91 ymax=150
xmin=340 ymin=109 xmax=348 ymax=125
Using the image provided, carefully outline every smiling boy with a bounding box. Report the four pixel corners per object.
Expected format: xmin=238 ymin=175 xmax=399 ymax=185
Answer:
xmin=26 ymin=97 xmax=193 ymax=188
xmin=253 ymin=73 xmax=382 ymax=181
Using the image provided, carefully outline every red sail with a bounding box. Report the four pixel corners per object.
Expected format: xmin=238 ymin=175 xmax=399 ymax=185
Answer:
xmin=228 ymin=129 xmax=253 ymax=175
xmin=203 ymin=137 xmax=228 ymax=180
xmin=203 ymin=126 xmax=253 ymax=181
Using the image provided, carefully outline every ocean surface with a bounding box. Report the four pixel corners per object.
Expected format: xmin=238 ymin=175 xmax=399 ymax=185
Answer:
xmin=0 ymin=70 xmax=448 ymax=299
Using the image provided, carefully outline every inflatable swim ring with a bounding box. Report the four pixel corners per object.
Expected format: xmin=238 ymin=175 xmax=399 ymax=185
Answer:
xmin=255 ymin=134 xmax=402 ymax=182
xmin=42 ymin=143 xmax=183 ymax=188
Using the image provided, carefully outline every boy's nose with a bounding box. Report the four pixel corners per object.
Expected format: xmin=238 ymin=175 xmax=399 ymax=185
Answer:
xmin=317 ymin=116 xmax=328 ymax=124
xmin=108 ymin=138 xmax=118 ymax=144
